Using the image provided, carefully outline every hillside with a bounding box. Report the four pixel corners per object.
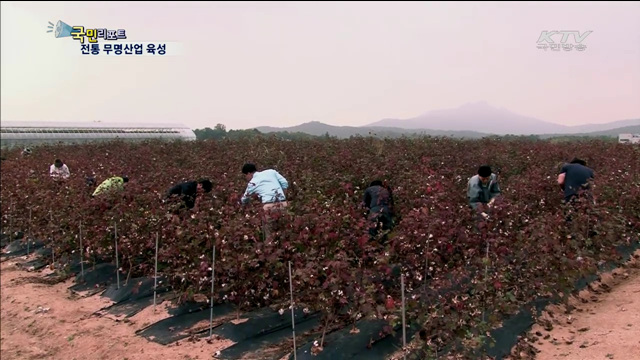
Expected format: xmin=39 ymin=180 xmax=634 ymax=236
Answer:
xmin=365 ymin=102 xmax=639 ymax=136
xmin=253 ymin=122 xmax=639 ymax=140
xmin=256 ymin=121 xmax=487 ymax=139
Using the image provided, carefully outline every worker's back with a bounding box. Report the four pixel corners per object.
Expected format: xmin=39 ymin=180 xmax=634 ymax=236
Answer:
xmin=560 ymin=163 xmax=594 ymax=201
xmin=92 ymin=176 xmax=127 ymax=197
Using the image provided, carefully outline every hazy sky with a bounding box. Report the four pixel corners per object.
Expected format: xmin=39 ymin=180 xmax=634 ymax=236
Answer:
xmin=1 ymin=1 xmax=639 ymax=130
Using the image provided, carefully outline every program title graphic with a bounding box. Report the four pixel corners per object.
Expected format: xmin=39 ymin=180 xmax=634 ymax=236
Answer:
xmin=48 ymin=20 xmax=169 ymax=56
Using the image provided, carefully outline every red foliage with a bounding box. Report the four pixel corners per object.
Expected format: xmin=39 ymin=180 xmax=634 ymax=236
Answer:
xmin=1 ymin=137 xmax=639 ymax=356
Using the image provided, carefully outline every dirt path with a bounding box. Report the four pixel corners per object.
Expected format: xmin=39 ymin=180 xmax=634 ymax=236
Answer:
xmin=0 ymin=257 xmax=234 ymax=360
xmin=509 ymin=250 xmax=640 ymax=360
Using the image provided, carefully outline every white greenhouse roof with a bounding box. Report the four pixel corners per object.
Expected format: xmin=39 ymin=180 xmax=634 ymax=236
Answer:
xmin=0 ymin=120 xmax=194 ymax=130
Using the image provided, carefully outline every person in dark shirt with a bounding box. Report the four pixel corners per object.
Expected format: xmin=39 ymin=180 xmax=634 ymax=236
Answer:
xmin=165 ymin=178 xmax=213 ymax=212
xmin=363 ymin=180 xmax=395 ymax=243
xmin=467 ymin=165 xmax=501 ymax=212
xmin=557 ymin=158 xmax=595 ymax=225
xmin=557 ymin=158 xmax=595 ymax=203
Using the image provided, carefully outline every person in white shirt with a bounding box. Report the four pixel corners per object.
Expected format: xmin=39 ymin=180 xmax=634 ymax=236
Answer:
xmin=241 ymin=163 xmax=289 ymax=240
xmin=50 ymin=159 xmax=71 ymax=181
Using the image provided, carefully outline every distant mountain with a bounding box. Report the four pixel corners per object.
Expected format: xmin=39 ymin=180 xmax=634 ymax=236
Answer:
xmin=256 ymin=121 xmax=488 ymax=139
xmin=366 ymin=101 xmax=639 ymax=136
xmin=255 ymin=121 xmax=639 ymax=140
xmin=564 ymin=120 xmax=640 ymax=134
xmin=538 ymin=125 xmax=640 ymax=139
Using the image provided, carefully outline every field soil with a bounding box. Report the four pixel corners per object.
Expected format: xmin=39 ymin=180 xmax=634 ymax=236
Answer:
xmin=508 ymin=250 xmax=640 ymax=360
xmin=0 ymin=256 xmax=235 ymax=360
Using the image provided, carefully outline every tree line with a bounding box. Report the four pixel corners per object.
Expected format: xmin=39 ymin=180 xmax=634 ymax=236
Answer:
xmin=193 ymin=124 xmax=327 ymax=141
xmin=193 ymin=124 xmax=619 ymax=143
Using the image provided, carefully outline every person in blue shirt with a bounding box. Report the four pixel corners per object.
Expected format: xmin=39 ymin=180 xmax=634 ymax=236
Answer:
xmin=240 ymin=163 xmax=289 ymax=240
xmin=240 ymin=163 xmax=289 ymax=207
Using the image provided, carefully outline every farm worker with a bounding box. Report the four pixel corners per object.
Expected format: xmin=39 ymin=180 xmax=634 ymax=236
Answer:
xmin=362 ymin=180 xmax=395 ymax=243
xmin=557 ymin=158 xmax=595 ymax=224
xmin=467 ymin=165 xmax=501 ymax=217
xmin=92 ymin=176 xmax=129 ymax=197
xmin=240 ymin=163 xmax=289 ymax=240
xmin=240 ymin=163 xmax=289 ymax=207
xmin=557 ymin=158 xmax=595 ymax=204
xmin=165 ymin=178 xmax=213 ymax=212
xmin=49 ymin=159 xmax=71 ymax=181
xmin=85 ymin=175 xmax=97 ymax=188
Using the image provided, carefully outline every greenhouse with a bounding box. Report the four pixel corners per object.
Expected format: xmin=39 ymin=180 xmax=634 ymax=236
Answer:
xmin=0 ymin=121 xmax=197 ymax=148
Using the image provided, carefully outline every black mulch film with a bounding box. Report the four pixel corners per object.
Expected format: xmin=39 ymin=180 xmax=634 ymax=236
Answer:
xmin=282 ymin=318 xmax=421 ymax=360
xmin=290 ymin=319 xmax=389 ymax=360
xmin=15 ymin=257 xmax=49 ymax=271
xmin=69 ymin=263 xmax=120 ymax=295
xmin=404 ymin=240 xmax=640 ymax=360
xmin=63 ymin=255 xmax=110 ymax=277
xmin=92 ymin=270 xmax=216 ymax=321
xmin=214 ymin=307 xmax=321 ymax=360
xmin=1 ymin=232 xmax=24 ymax=246
xmin=136 ymin=303 xmax=236 ymax=345
xmin=0 ymin=233 xmax=13 ymax=248
xmin=12 ymin=246 xmax=52 ymax=270
xmin=43 ymin=255 xmax=83 ymax=279
xmin=1 ymin=239 xmax=45 ymax=259
xmin=94 ymin=276 xmax=173 ymax=318
xmin=214 ymin=307 xmax=317 ymax=342
xmin=100 ymin=290 xmax=176 ymax=318
xmin=101 ymin=276 xmax=170 ymax=303
xmin=168 ymin=299 xmax=213 ymax=317
xmin=34 ymin=246 xmax=52 ymax=257
xmin=351 ymin=322 xmax=422 ymax=360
